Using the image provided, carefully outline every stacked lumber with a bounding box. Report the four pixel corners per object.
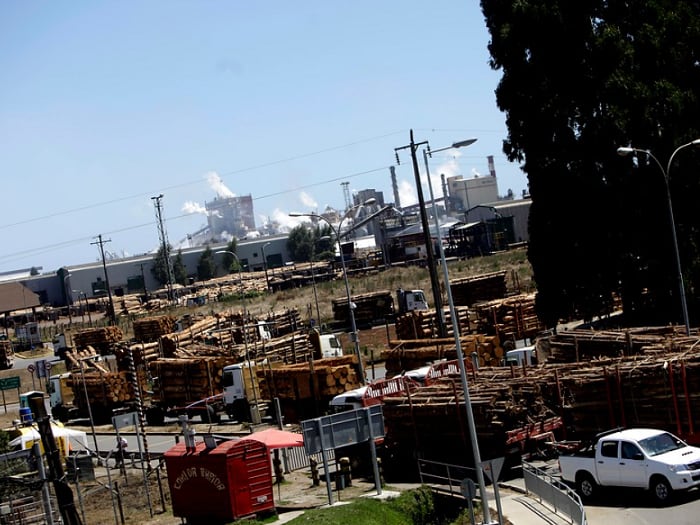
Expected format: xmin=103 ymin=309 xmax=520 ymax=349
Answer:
xmin=254 ymin=332 xmax=314 ymax=363
xmin=73 ymin=326 xmax=123 ymax=354
xmin=116 ymin=342 xmax=161 ymax=366
xmin=68 ymin=368 xmax=147 ymax=409
xmin=257 ymin=355 xmax=361 ymax=400
xmin=450 ymin=271 xmax=508 ymax=306
xmin=148 ymin=356 xmax=240 ymax=405
xmin=472 ymin=293 xmax=544 ymax=341
xmin=394 ymin=306 xmax=476 ymax=340
xmin=61 ymin=347 xmax=106 ymax=372
xmin=262 ymin=308 xmax=302 ymax=336
xmin=381 ymin=367 xmax=561 ymax=471
xmin=383 ymin=334 xmax=504 ymax=376
xmin=159 ymin=316 xmax=220 ymax=357
xmin=332 ymin=290 xmax=394 ymax=325
xmin=116 ymin=294 xmax=144 ymax=316
xmin=133 ymin=315 xmax=176 ymax=343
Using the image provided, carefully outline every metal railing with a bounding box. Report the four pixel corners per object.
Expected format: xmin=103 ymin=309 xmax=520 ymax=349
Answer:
xmin=522 ymin=461 xmax=587 ymax=525
xmin=417 ymin=458 xmax=478 ymax=497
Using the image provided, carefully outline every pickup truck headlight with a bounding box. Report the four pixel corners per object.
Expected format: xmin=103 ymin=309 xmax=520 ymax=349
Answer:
xmin=668 ymin=464 xmax=689 ymax=473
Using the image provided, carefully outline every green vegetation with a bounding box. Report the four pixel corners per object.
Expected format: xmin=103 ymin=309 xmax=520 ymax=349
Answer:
xmin=482 ymin=1 xmax=700 ymax=327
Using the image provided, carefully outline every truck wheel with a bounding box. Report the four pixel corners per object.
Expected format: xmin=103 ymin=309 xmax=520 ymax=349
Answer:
xmin=203 ymin=405 xmax=221 ymax=424
xmin=145 ymin=406 xmax=165 ymax=426
xmin=650 ymin=476 xmax=673 ymax=505
xmin=576 ymin=472 xmax=597 ymax=500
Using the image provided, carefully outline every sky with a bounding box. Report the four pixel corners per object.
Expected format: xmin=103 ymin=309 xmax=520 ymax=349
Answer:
xmin=0 ymin=1 xmax=528 ymax=275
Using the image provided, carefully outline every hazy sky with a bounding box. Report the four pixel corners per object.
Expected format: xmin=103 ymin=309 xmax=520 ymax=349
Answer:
xmin=0 ymin=1 xmax=528 ymax=275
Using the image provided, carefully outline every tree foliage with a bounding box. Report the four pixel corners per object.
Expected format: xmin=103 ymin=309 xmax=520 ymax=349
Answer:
xmin=287 ymin=223 xmax=334 ymax=262
xmin=151 ymin=243 xmax=173 ymax=286
xmin=482 ymin=0 xmax=700 ymax=327
xmin=173 ymin=250 xmax=188 ymax=285
xmin=196 ymin=245 xmax=216 ymax=281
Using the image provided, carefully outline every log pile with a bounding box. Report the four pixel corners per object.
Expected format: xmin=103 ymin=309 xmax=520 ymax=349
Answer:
xmin=253 ymin=332 xmax=314 ymax=363
xmin=115 ymin=294 xmax=144 ymax=316
xmin=133 ymin=315 xmax=176 ymax=343
xmin=148 ymin=356 xmax=240 ymax=406
xmin=383 ymin=334 xmax=504 ymax=376
xmin=262 ymin=308 xmax=302 ymax=336
xmin=450 ymin=271 xmax=508 ymax=306
xmin=68 ymin=368 xmax=147 ymax=410
xmin=257 ymin=355 xmax=361 ymax=400
xmin=472 ymin=293 xmax=544 ymax=342
xmin=332 ymin=290 xmax=394 ymax=325
xmin=73 ymin=326 xmax=123 ymax=354
xmin=159 ymin=316 xmax=220 ymax=357
xmin=394 ymin=306 xmax=476 ymax=340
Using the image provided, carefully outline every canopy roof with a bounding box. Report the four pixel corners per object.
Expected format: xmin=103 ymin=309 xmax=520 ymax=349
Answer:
xmin=239 ymin=428 xmax=304 ymax=449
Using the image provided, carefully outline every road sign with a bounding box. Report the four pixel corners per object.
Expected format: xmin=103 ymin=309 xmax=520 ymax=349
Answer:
xmin=460 ymin=477 xmax=476 ymax=500
xmin=0 ymin=376 xmax=21 ymax=390
xmin=26 ymin=364 xmax=35 ymax=374
xmin=482 ymin=457 xmax=505 ymax=483
xmin=45 ymin=361 xmax=52 ymax=371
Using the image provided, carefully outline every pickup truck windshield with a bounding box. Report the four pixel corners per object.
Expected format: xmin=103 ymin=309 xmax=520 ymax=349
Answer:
xmin=638 ymin=432 xmax=686 ymax=456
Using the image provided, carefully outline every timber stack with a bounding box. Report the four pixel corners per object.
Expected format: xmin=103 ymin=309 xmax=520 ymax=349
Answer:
xmin=450 ymin=271 xmax=509 ymax=306
xmin=332 ymin=290 xmax=394 ymax=326
xmin=73 ymin=326 xmax=123 ymax=355
xmin=383 ymin=334 xmax=504 ymax=375
xmin=394 ymin=306 xmax=476 ymax=340
xmin=133 ymin=315 xmax=176 ymax=343
xmin=257 ymin=355 xmax=362 ymax=422
xmin=472 ymin=293 xmax=544 ymax=342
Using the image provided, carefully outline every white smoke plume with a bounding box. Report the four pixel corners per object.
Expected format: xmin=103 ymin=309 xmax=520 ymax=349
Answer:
xmin=398 ymin=179 xmax=417 ymax=207
xmin=182 ymin=201 xmax=208 ymax=215
xmin=206 ymin=171 xmax=235 ymax=198
xmin=299 ymin=191 xmax=318 ymax=209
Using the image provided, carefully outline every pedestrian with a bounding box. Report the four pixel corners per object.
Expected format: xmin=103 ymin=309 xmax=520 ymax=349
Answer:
xmin=114 ymin=436 xmax=128 ymax=468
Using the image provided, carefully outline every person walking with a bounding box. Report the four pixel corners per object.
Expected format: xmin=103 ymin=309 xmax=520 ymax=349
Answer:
xmin=114 ymin=436 xmax=128 ymax=469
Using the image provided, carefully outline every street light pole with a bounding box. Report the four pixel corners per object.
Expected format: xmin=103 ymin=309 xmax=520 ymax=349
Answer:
xmin=63 ymin=273 xmax=73 ymax=325
xmin=424 ymin=139 xmax=495 ymax=523
xmin=395 ymin=130 xmax=447 ymax=338
xmin=290 ymin=198 xmax=376 ymax=384
xmin=261 ymin=242 xmax=271 ymax=292
xmin=617 ymin=138 xmax=700 ymax=336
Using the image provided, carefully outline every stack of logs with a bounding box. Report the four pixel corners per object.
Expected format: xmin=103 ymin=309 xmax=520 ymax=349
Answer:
xmin=332 ymin=290 xmax=394 ymax=325
xmin=257 ymin=355 xmax=361 ymax=400
xmin=73 ymin=326 xmax=123 ymax=354
xmin=472 ymin=293 xmax=544 ymax=342
xmin=148 ymin=356 xmax=240 ymax=406
xmin=133 ymin=315 xmax=176 ymax=343
xmin=394 ymin=306 xmax=476 ymax=340
xmin=450 ymin=271 xmax=508 ymax=306
xmin=68 ymin=367 xmax=148 ymax=413
xmin=383 ymin=334 xmax=504 ymax=375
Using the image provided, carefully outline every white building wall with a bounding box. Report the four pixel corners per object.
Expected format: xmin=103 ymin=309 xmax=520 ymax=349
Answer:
xmin=447 ymin=175 xmax=499 ymax=212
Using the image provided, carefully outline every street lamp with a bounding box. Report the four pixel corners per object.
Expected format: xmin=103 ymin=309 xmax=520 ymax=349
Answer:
xmin=290 ymin=198 xmax=376 ymax=384
xmin=261 ymin=242 xmax=271 ymax=292
xmin=63 ymin=272 xmax=73 ymax=325
xmin=424 ymin=139 xmax=495 ymax=524
xmin=617 ymin=138 xmax=700 ymax=336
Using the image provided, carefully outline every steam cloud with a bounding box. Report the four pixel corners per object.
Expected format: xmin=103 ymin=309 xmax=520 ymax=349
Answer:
xmin=206 ymin=171 xmax=235 ymax=198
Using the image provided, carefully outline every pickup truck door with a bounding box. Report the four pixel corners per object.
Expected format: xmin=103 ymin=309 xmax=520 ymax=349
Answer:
xmin=618 ymin=440 xmax=647 ymax=488
xmin=595 ymin=439 xmax=621 ymax=486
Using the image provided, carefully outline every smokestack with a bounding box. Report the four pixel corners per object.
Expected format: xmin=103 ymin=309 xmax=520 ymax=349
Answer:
xmin=441 ymin=173 xmax=449 ymax=214
xmin=488 ymin=155 xmax=496 ymax=178
xmin=390 ymin=166 xmax=401 ymax=209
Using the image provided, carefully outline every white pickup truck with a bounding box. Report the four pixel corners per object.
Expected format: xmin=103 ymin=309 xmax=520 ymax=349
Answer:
xmin=558 ymin=427 xmax=700 ymax=504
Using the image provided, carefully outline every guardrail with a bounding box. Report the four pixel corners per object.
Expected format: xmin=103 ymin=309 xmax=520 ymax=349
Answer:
xmin=522 ymin=460 xmax=587 ymax=525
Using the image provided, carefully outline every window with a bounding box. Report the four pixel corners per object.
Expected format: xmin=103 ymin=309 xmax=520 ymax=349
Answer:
xmin=621 ymin=442 xmax=642 ymax=460
xmin=600 ymin=440 xmax=618 ymax=458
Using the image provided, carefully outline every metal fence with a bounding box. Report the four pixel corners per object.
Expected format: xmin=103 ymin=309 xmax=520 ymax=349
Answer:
xmin=417 ymin=458 xmax=478 ymax=497
xmin=283 ymin=444 xmax=335 ymax=473
xmin=522 ymin=461 xmax=587 ymax=525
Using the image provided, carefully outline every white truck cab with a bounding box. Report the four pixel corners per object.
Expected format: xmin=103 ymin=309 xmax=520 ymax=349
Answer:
xmin=504 ymin=345 xmax=537 ymax=366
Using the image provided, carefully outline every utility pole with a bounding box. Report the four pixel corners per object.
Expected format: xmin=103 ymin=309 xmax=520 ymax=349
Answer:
xmin=152 ymin=194 xmax=175 ymax=303
xmin=395 ymin=129 xmax=446 ymax=338
xmin=91 ymin=234 xmax=117 ymax=326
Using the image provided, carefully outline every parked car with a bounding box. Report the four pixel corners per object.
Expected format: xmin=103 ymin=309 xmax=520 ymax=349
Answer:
xmin=558 ymin=427 xmax=700 ymax=504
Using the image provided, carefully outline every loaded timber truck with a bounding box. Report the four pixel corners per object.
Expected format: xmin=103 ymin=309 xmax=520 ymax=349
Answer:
xmin=396 ymin=288 xmax=429 ymax=314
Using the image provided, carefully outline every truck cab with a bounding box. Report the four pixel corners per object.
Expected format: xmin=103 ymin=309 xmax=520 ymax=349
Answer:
xmin=396 ymin=289 xmax=429 ymax=314
xmin=222 ymin=364 xmax=251 ymax=422
xmin=309 ymin=330 xmax=344 ymax=359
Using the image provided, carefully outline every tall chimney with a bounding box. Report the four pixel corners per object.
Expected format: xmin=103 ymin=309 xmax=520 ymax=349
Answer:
xmin=488 ymin=155 xmax=496 ymax=178
xmin=390 ymin=166 xmax=401 ymax=209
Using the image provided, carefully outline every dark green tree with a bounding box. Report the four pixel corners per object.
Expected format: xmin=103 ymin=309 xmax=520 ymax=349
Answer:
xmin=173 ymin=250 xmax=188 ymax=285
xmin=481 ymin=0 xmax=700 ymax=327
xmin=287 ymin=223 xmax=334 ymax=262
xmin=151 ymin=243 xmax=173 ymax=286
xmin=219 ymin=239 xmax=242 ymax=274
xmin=197 ymin=245 xmax=216 ymax=281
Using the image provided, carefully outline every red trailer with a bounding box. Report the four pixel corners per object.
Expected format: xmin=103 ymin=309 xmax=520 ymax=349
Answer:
xmin=164 ymin=439 xmax=275 ymax=524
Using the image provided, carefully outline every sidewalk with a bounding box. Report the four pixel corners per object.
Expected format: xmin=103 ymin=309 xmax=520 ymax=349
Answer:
xmin=497 ymin=479 xmax=577 ymax=525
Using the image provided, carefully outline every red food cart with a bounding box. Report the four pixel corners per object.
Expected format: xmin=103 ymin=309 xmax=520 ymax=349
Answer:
xmin=164 ymin=438 xmax=275 ymax=524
